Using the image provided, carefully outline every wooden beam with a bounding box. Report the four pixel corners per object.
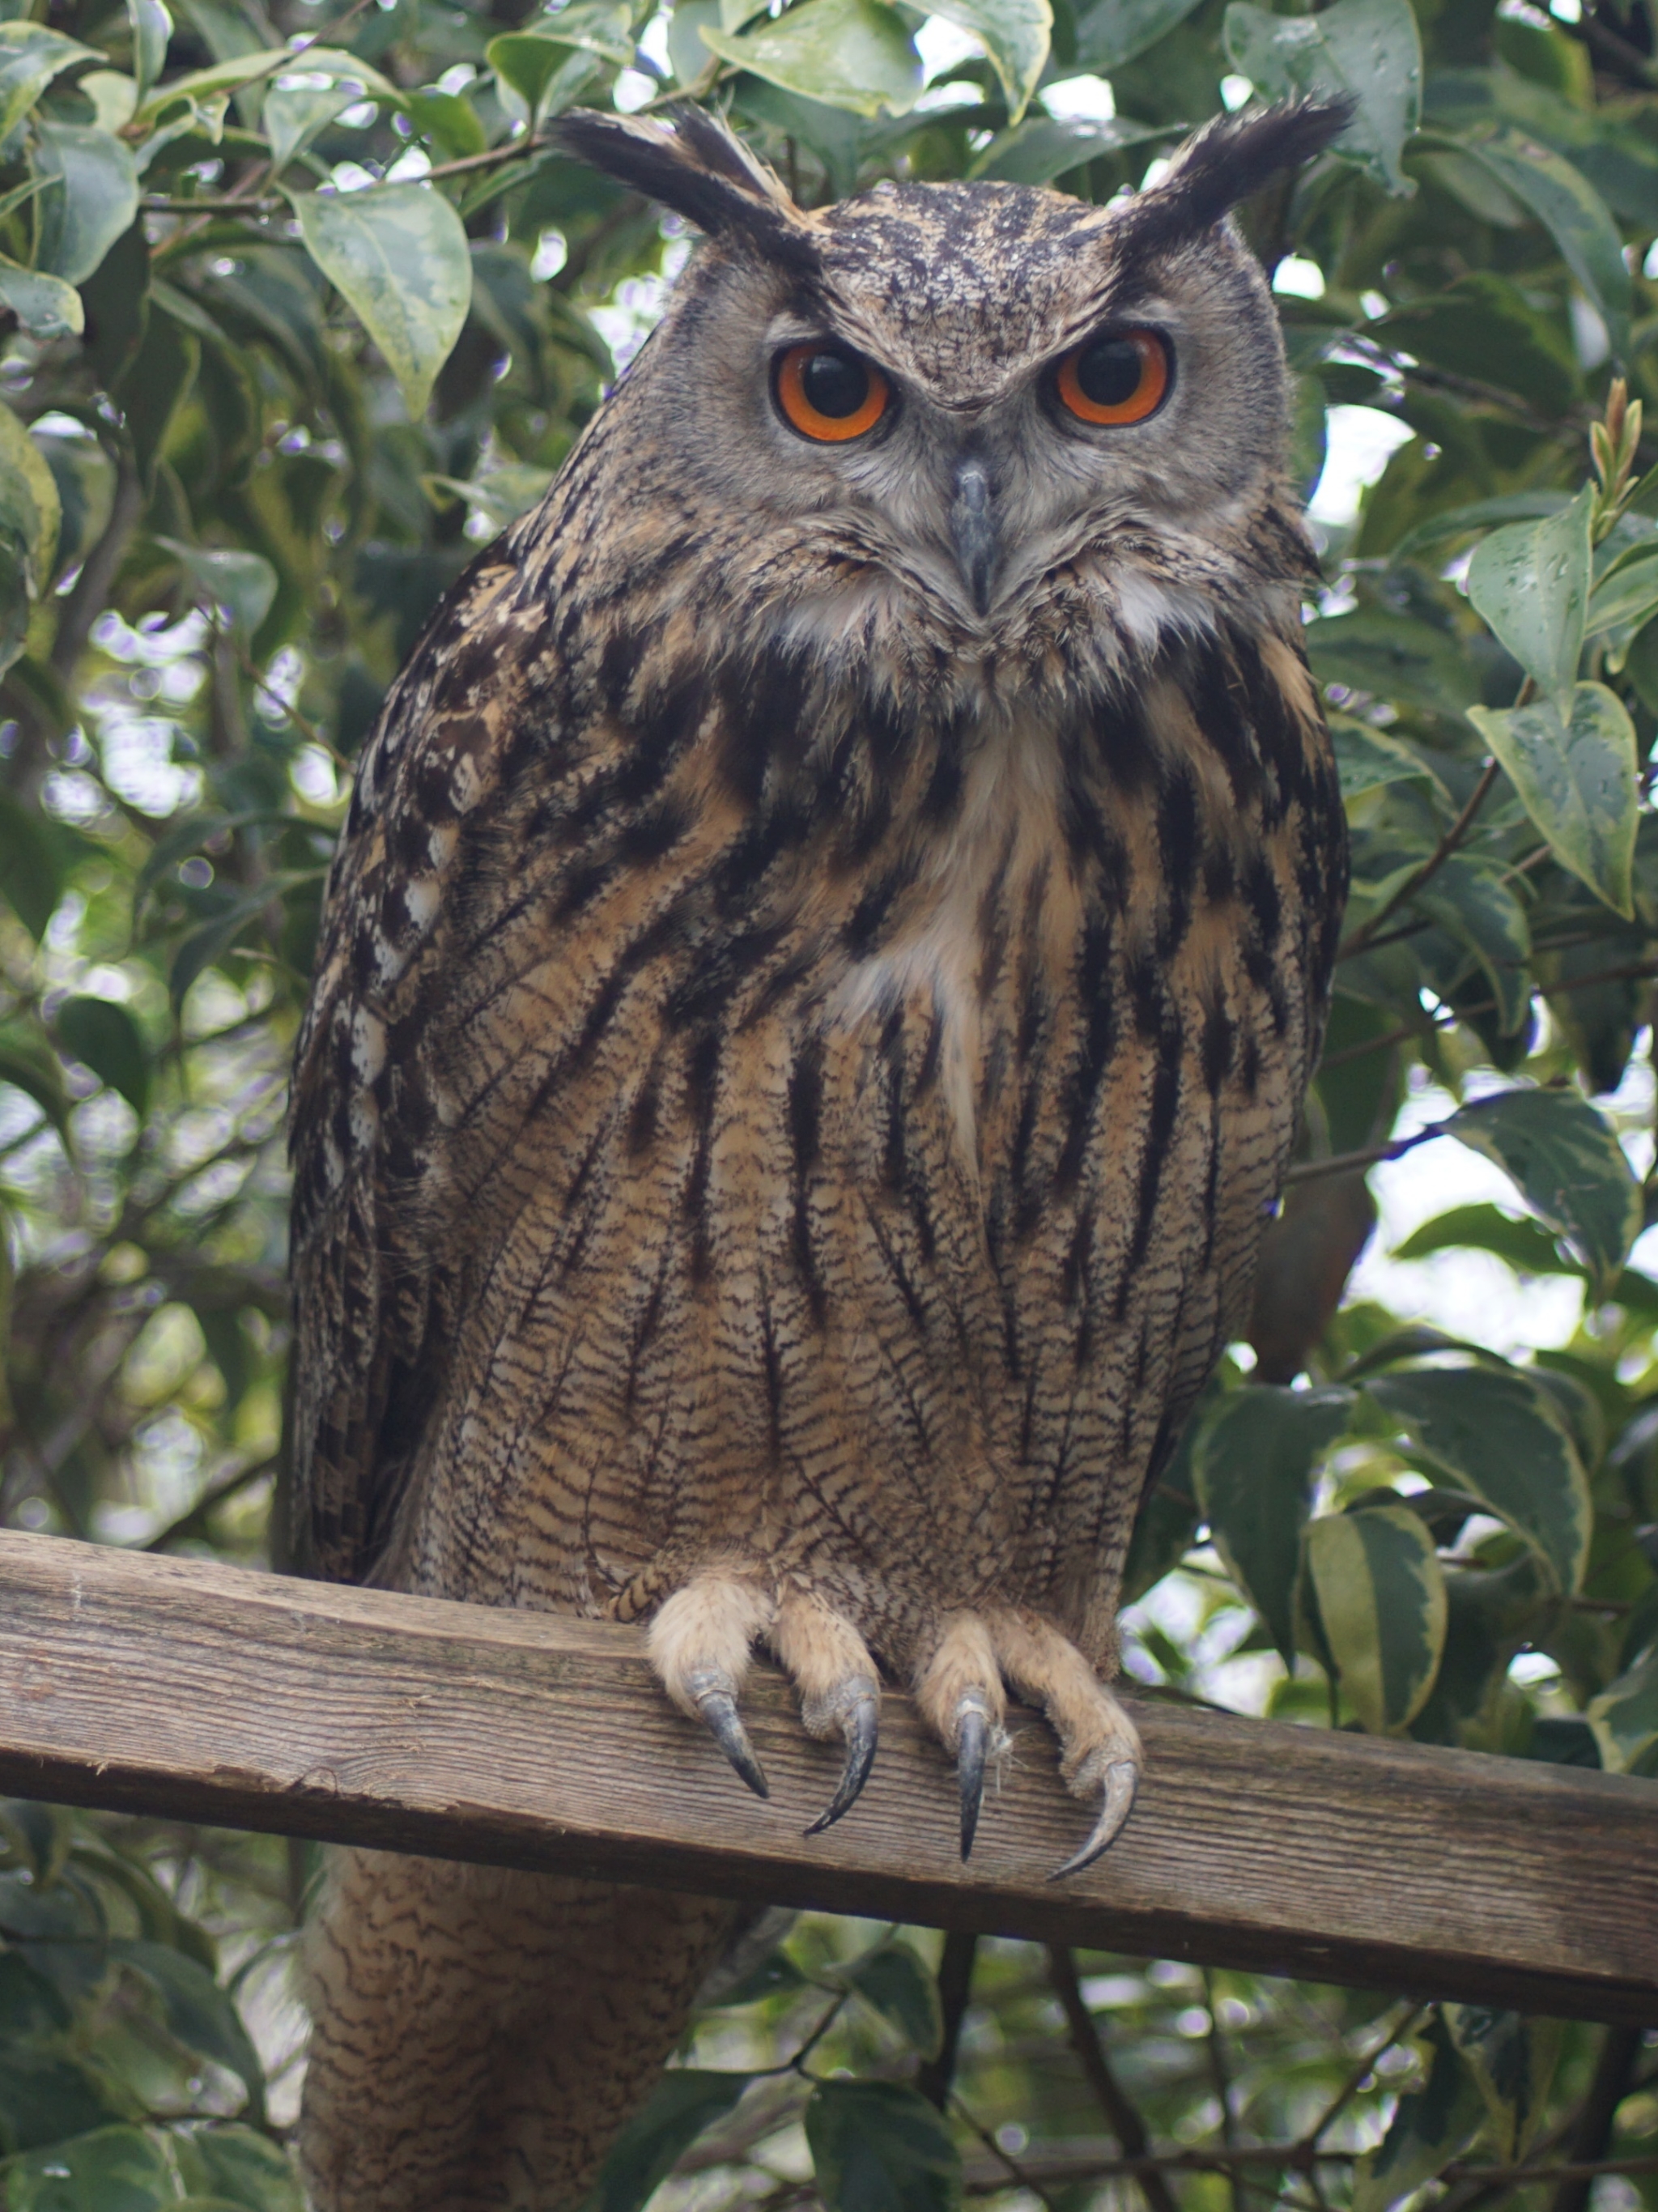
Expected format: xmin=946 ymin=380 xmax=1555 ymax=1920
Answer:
xmin=0 ymin=1530 xmax=1652 ymax=2023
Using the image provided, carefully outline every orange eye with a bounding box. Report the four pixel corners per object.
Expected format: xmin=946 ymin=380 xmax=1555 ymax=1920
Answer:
xmin=1056 ymin=328 xmax=1170 ymax=427
xmin=775 ymin=342 xmax=890 ymax=442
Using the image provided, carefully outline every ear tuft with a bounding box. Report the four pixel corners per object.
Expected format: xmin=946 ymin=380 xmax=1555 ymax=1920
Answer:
xmin=1116 ymin=97 xmax=1356 ymax=262
xmin=554 ymin=105 xmax=821 ymax=274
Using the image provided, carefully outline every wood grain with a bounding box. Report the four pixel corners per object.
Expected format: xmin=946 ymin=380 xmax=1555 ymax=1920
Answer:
xmin=0 ymin=1530 xmax=1651 ymax=2022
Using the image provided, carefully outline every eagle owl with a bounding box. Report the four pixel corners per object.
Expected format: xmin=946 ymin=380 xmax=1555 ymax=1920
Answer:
xmin=289 ymin=96 xmax=1350 ymax=2210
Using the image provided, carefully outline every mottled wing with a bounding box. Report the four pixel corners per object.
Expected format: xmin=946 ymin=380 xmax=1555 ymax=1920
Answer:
xmin=287 ymin=538 xmax=544 ymax=1584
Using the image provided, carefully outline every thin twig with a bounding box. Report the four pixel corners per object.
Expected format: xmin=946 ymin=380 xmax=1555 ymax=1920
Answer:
xmin=1337 ymin=758 xmax=1503 ymax=963
xmin=1202 ymin=1970 xmax=1244 ymax=2212
xmin=1045 ymin=1947 xmax=1181 ymax=2212
xmin=1551 ymin=2027 xmax=1645 ymax=2212
xmin=1302 ymin=2003 xmax=1427 ymax=2151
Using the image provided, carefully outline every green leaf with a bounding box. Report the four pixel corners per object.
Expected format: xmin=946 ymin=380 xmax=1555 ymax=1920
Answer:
xmin=1434 ymin=125 xmax=1630 ymax=358
xmin=1465 ymin=487 xmax=1591 ymax=709
xmin=129 ymin=0 xmax=171 ymax=96
xmin=264 ymin=79 xmax=358 ymax=171
xmin=837 ymin=1943 xmax=943 ymax=2058
xmin=699 ymin=0 xmax=922 ymax=117
xmin=1394 ymin=1203 xmax=1572 ymax=1276
xmin=1467 ymin=685 xmax=1638 ymax=918
xmin=1222 ymin=0 xmax=1422 ymax=195
xmin=403 ymin=85 xmax=486 ymax=160
xmin=54 ymin=996 xmax=150 ymax=1117
xmin=111 ymin=1940 xmax=264 ymax=2122
xmin=0 ymin=23 xmax=99 ymax=146
xmin=0 ymin=788 xmax=65 ymax=940
xmin=292 ymin=183 xmax=471 ymax=420
xmin=485 ymin=33 xmax=582 ymax=125
xmin=1193 ymin=1385 xmax=1353 ymax=1665
xmin=922 ymin=0 xmax=1050 ymax=120
xmin=172 ymin=2125 xmax=302 ymax=2212
xmin=1352 ymin=2019 xmax=1485 ymax=2212
xmin=0 ymin=257 xmax=83 ymax=340
xmin=1587 ymin=539 xmax=1658 ymax=642
xmin=967 ymin=113 xmax=1170 ymax=183
xmin=593 ymin=2069 xmax=753 ymax=2212
xmin=1386 ymin=491 xmax=1571 ymax=568
xmin=0 ymin=2052 xmax=132 ymax=2158
xmin=1304 ymin=610 xmax=1480 ymax=717
xmin=0 ymin=398 xmax=62 ymax=616
xmin=1442 ymin=2007 xmax=1562 ymax=2162
xmin=1412 ymin=856 xmax=1532 ymax=1035
xmin=1443 ymin=1086 xmax=1641 ymax=1297
xmin=33 ymin=123 xmax=140 ymax=287
xmin=156 ymin=537 xmax=278 ymax=635
xmin=0 ymin=1039 xmax=71 ymax=1144
xmin=1070 ymin=0 xmax=1205 ymax=73
xmin=1 ymin=2129 xmax=176 ymax=2212
xmin=806 ymin=2081 xmax=963 ymax=2212
xmin=1367 ymin=1367 xmax=1591 ymax=1593
xmin=1329 ymin=717 xmax=1448 ymax=803
xmin=1305 ymin=1502 xmax=1447 ymax=1733
xmin=1585 ymin=1644 xmax=1658 ymax=1774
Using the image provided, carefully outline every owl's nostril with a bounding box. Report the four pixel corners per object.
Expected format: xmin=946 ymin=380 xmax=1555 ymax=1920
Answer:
xmin=950 ymin=457 xmax=997 ymax=617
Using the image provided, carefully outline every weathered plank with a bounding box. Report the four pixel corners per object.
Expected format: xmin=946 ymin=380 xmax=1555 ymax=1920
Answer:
xmin=0 ymin=1529 xmax=1652 ymax=2021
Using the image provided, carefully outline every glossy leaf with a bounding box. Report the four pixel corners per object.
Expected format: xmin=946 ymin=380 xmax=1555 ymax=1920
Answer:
xmin=968 ymin=115 xmax=1169 ymax=183
xmin=1465 ymin=487 xmax=1592 ymax=708
xmin=1412 ymin=856 xmax=1532 ymax=1034
xmin=1442 ymin=2006 xmax=1562 ymax=2162
xmin=1192 ymin=1385 xmax=1353 ymax=1665
xmin=32 ymin=122 xmax=139 ymax=287
xmin=837 ymin=1944 xmax=942 ymax=2059
xmin=1304 ymin=610 xmax=1480 ymax=717
xmin=292 ymin=183 xmax=472 ymax=419
xmin=0 ymin=257 xmax=83 ymax=341
xmin=1443 ymin=1086 xmax=1641 ymax=1297
xmin=1587 ymin=538 xmax=1658 ymax=640
xmin=1 ymin=2128 xmax=176 ymax=2212
xmin=1352 ymin=2019 xmax=1485 ymax=2212
xmin=157 ymin=538 xmax=278 ymax=636
xmin=1223 ymin=0 xmax=1422 ymax=194
xmin=593 ymin=2069 xmax=753 ymax=2212
xmin=0 ymin=398 xmax=61 ymax=604
xmin=923 ymin=0 xmax=1050 ymax=120
xmin=128 ymin=0 xmax=170 ymax=96
xmin=1441 ymin=125 xmax=1631 ymax=356
xmin=1585 ymin=1644 xmax=1658 ymax=1774
xmin=699 ymin=0 xmax=922 ymax=117
xmin=1305 ymin=1503 xmax=1447 ymax=1733
xmin=0 ymin=23 xmax=99 ymax=147
xmin=1367 ymin=1366 xmax=1591 ymax=1593
xmin=1329 ymin=716 xmax=1448 ymax=802
xmin=1071 ymin=0 xmax=1205 ymax=73
xmin=806 ymin=2081 xmax=963 ymax=2212
xmin=54 ymin=997 xmax=149 ymax=1117
xmin=1467 ymin=684 xmax=1638 ymax=917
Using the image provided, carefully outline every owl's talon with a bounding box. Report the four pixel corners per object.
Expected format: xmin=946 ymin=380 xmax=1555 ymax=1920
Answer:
xmin=956 ymin=1697 xmax=991 ymax=1860
xmin=688 ymin=1673 xmax=770 ymax=1801
xmin=802 ymin=1681 xmax=879 ymax=1835
xmin=1049 ymin=1756 xmax=1137 ymax=1879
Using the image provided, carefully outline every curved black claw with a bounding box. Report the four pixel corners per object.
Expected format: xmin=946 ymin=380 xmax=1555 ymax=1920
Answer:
xmin=804 ymin=1686 xmax=879 ymax=1836
xmin=1050 ymin=1758 xmax=1138 ymax=1880
xmin=957 ymin=1704 xmax=990 ymax=1861
xmin=689 ymin=1674 xmax=769 ymax=1801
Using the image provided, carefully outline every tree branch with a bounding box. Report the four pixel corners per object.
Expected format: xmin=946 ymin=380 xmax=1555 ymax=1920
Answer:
xmin=917 ymin=1932 xmax=977 ymax=2111
xmin=1046 ymin=1946 xmax=1182 ymax=2212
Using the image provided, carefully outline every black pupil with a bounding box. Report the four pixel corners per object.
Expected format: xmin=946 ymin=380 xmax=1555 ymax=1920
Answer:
xmin=1075 ymin=335 xmax=1147 ymax=408
xmin=800 ymin=350 xmax=868 ymax=419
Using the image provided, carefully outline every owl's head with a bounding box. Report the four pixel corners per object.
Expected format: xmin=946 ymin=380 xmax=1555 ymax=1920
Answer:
xmin=556 ymin=98 xmax=1349 ymax=674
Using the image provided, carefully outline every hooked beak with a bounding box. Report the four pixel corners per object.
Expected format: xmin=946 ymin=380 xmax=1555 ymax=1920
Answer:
xmin=950 ymin=457 xmax=997 ymax=617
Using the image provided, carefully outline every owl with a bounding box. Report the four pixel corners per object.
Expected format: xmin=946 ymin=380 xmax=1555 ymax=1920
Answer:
xmin=288 ymin=97 xmax=1350 ymax=2210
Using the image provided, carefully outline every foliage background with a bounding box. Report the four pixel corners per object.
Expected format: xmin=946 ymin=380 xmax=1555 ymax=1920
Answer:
xmin=0 ymin=0 xmax=1655 ymax=2197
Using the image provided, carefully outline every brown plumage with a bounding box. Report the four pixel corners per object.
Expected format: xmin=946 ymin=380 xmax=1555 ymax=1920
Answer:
xmin=289 ymin=97 xmax=1350 ymax=2210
